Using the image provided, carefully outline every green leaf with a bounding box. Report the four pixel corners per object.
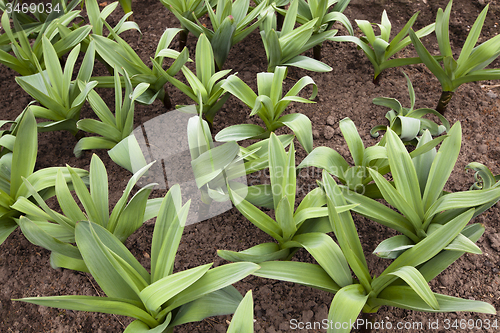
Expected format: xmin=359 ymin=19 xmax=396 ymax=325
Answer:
xmin=108 ymin=135 xmax=148 ymax=174
xmin=374 ymin=286 xmax=495 ymax=314
xmin=164 ymin=263 xmax=259 ymax=312
xmin=373 ymin=235 xmax=414 ymax=259
xmin=422 ymin=122 xmax=461 ymax=212
xmin=169 ymin=286 xmax=243 ymax=327
xmin=17 ymin=217 xmax=81 ymax=260
xmin=140 ymin=263 xmax=213 ymax=312
xmin=151 ymin=184 xmax=190 ymax=282
xmin=0 ymin=219 xmax=18 ymax=245
xmin=215 ymin=124 xmax=267 ymax=142
xmin=11 ymin=108 xmax=37 ymax=198
xmin=388 ymin=266 xmax=439 ymax=310
xmin=385 ymin=128 xmax=424 ymax=218
xmin=16 ymin=296 xmax=158 ymax=327
xmin=75 ymin=221 xmax=147 ymax=303
xmin=217 ymin=243 xmax=290 ymax=263
xmin=279 ymin=113 xmax=313 ymax=153
xmin=253 ymin=261 xmax=340 ymax=293
xmin=327 ymin=284 xmax=368 ymax=333
xmin=293 ymin=233 xmax=352 ymax=287
xmin=227 ymin=290 xmax=253 ymax=333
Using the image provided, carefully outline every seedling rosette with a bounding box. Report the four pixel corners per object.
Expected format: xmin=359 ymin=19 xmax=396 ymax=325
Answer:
xmin=259 ymin=0 xmax=336 ymax=72
xmin=218 ymin=133 xmax=357 ymax=263
xmin=341 ymin=124 xmax=500 ymax=260
xmin=12 ymin=154 xmax=161 ymax=271
xmin=409 ymin=0 xmax=500 ymax=113
xmin=370 ymin=72 xmax=450 ymax=142
xmin=159 ymin=0 xmax=216 ymax=50
xmin=273 ymin=0 xmax=353 ymax=60
xmin=16 ymin=185 xmax=259 ymax=332
xmin=169 ymin=0 xmax=269 ymax=70
xmin=92 ymin=26 xmax=189 ymax=108
xmin=333 ymin=10 xmax=435 ymax=84
xmin=15 ymin=38 xmax=97 ymax=135
xmin=0 ymin=8 xmax=91 ymax=75
xmin=167 ymin=34 xmax=231 ymax=126
xmin=74 ymin=67 xmax=150 ymax=158
xmin=253 ymin=170 xmax=495 ymax=333
xmin=0 ymin=107 xmax=88 ymax=245
xmin=216 ymin=66 xmax=316 ymax=153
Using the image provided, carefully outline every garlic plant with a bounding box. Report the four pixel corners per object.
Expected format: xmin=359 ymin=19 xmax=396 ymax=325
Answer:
xmin=409 ymin=0 xmax=500 ymax=113
xmin=17 ymin=185 xmax=259 ymax=332
xmin=333 ymin=10 xmax=435 ymax=84
xmin=216 ymin=66 xmax=316 ymax=153
xmin=254 ymin=170 xmax=495 ymax=333
xmin=370 ymin=72 xmax=450 ymax=142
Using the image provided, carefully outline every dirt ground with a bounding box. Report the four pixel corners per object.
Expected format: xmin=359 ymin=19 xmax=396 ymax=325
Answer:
xmin=1 ymin=0 xmax=500 ymax=332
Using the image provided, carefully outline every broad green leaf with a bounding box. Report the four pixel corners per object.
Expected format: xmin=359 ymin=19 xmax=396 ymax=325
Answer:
xmin=293 ymin=233 xmax=352 ymax=287
xmin=17 ymin=217 xmax=81 ymax=260
xmin=227 ymin=290 xmax=253 ymax=333
xmin=388 ymin=266 xmax=439 ymax=310
xmin=140 ymin=263 xmax=213 ymax=312
xmin=169 ymin=286 xmax=243 ymax=327
xmin=217 ymin=243 xmax=290 ymax=263
xmin=373 ymin=235 xmax=414 ymax=259
xmin=17 ymin=296 xmax=158 ymax=327
xmin=75 ymin=222 xmax=147 ymax=303
xmin=328 ymin=284 xmax=368 ymax=333
xmin=422 ymin=122 xmax=461 ymax=212
xmin=385 ymin=128 xmax=423 ymax=218
xmin=11 ymin=109 xmax=37 ymax=198
xmin=374 ymin=286 xmax=495 ymax=314
xmin=165 ymin=263 xmax=259 ymax=312
xmin=253 ymin=261 xmax=340 ymax=293
xmin=215 ymin=124 xmax=267 ymax=142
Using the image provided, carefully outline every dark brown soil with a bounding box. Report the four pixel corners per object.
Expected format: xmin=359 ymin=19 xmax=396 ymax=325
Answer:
xmin=1 ymin=0 xmax=500 ymax=332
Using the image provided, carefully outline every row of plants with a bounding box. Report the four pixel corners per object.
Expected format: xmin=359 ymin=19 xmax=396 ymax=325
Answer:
xmin=1 ymin=0 xmax=499 ymax=331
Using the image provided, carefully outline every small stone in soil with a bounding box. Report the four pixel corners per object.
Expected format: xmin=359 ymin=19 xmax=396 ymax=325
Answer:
xmin=312 ymin=130 xmax=320 ymax=139
xmin=326 ymin=115 xmax=335 ymax=125
xmin=324 ymin=126 xmax=335 ymax=139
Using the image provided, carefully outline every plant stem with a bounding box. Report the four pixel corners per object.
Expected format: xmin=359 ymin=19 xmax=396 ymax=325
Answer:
xmin=178 ymin=29 xmax=188 ymax=51
xmin=436 ymin=91 xmax=454 ymax=114
xmin=163 ymin=85 xmax=172 ymax=110
xmin=359 ymin=312 xmax=377 ymax=333
xmin=313 ymin=44 xmax=322 ymax=61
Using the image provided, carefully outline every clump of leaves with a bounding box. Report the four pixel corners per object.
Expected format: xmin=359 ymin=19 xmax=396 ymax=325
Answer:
xmin=409 ymin=0 xmax=500 ymax=113
xmin=259 ymin=0 xmax=336 ymax=72
xmin=16 ymin=185 xmax=259 ymax=332
xmin=342 ymin=125 xmax=500 ymax=258
xmin=0 ymin=107 xmax=88 ymax=245
xmin=13 ymin=154 xmax=160 ymax=271
xmin=273 ymin=0 xmax=353 ymax=60
xmin=15 ymin=38 xmax=97 ymax=135
xmin=167 ymin=34 xmax=231 ymax=126
xmin=333 ymin=10 xmax=435 ymax=84
xmin=170 ymin=0 xmax=269 ymax=70
xmin=92 ymin=26 xmax=189 ymax=108
xmin=218 ymin=133 xmax=356 ymax=263
xmin=254 ymin=170 xmax=495 ymax=333
xmin=159 ymin=0 xmax=216 ymax=50
xmin=0 ymin=8 xmax=90 ymax=75
xmin=215 ymin=66 xmax=316 ymax=153
xmin=370 ymin=72 xmax=450 ymax=142
xmin=74 ymin=67 xmax=150 ymax=157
